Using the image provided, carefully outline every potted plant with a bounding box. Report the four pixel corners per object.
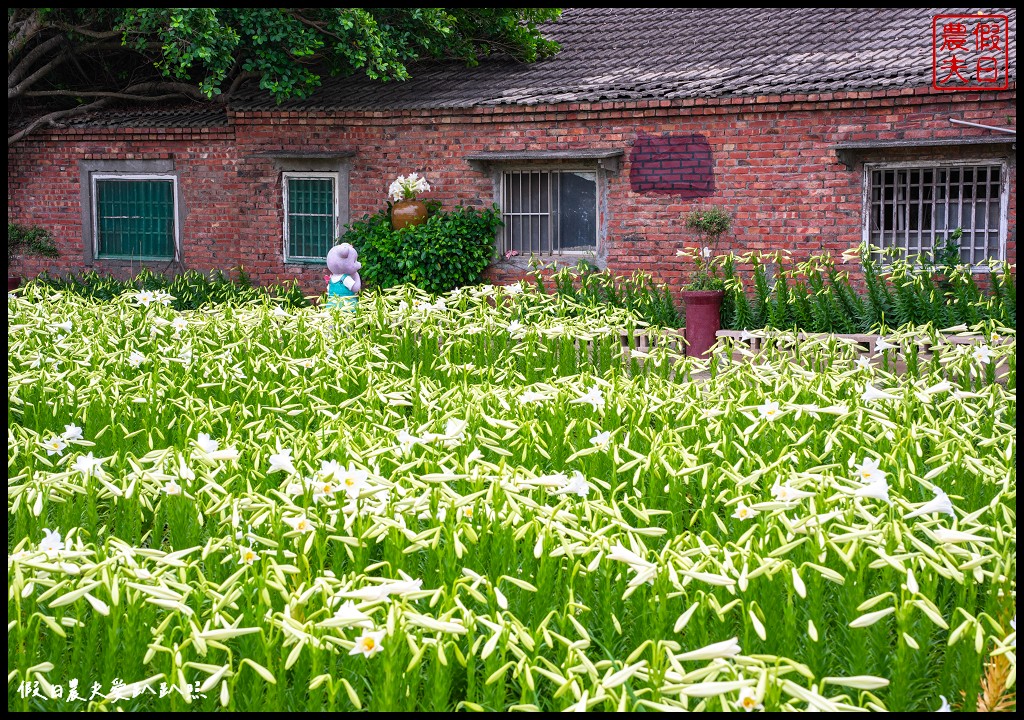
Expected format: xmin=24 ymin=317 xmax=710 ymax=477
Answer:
xmin=679 ymin=207 xmax=732 ymax=358
xmin=8 ymin=222 xmax=59 ymax=291
xmin=388 ymin=172 xmax=432 ymax=230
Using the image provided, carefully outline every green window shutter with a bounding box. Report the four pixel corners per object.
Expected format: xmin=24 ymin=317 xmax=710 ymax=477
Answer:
xmin=287 ymin=177 xmax=335 ymax=260
xmin=95 ymin=179 xmax=176 ymax=259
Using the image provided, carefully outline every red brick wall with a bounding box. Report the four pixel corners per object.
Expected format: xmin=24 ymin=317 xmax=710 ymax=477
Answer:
xmin=8 ymin=86 xmax=1016 ymax=298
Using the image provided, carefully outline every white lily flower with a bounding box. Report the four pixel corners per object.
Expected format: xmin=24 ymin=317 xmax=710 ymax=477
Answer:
xmin=936 ymin=695 xmax=951 ymax=712
xmin=319 ymin=601 xmax=373 ymax=629
xmin=931 ymin=529 xmax=992 ymax=544
xmin=853 ymin=478 xmax=890 ymax=503
xmin=39 ymin=528 xmax=65 ymax=555
xmin=552 ymin=471 xmax=592 ymax=498
xmin=128 ymin=350 xmax=146 ymax=368
xmin=771 ymin=481 xmax=814 ymax=502
xmin=350 ymin=629 xmax=386 ymax=658
xmin=395 ymin=429 xmax=418 ymax=454
xmin=971 ymin=345 xmax=994 ymax=365
xmin=282 ymin=514 xmax=314 ymax=534
xmin=206 ymin=445 xmax=239 ymax=462
xmin=590 ymin=430 xmax=613 ymax=449
xmin=339 ymin=464 xmax=369 ymax=498
xmin=738 ymin=687 xmax=763 ymax=712
xmin=163 ymin=479 xmax=182 ymax=496
xmin=440 ymin=418 xmax=467 ymax=448
xmin=675 ymin=637 xmax=742 ymax=661
xmin=41 ymin=435 xmax=67 ymax=456
xmin=518 ymin=390 xmax=548 ymax=405
xmin=851 ymin=457 xmax=886 ymax=485
xmin=606 ymin=543 xmax=656 ymax=570
xmin=320 ymin=459 xmax=344 ymax=480
xmin=342 ymin=579 xmax=423 ymax=602
xmin=572 ymin=385 xmax=605 ymax=411
xmin=239 ymin=546 xmax=259 ymax=565
xmin=267 ymin=447 xmax=296 ymax=475
xmin=196 ymin=433 xmax=219 ymax=454
xmin=874 ymin=336 xmax=896 ymax=352
xmin=72 ymin=452 xmax=105 ymax=478
xmin=732 ymin=503 xmax=759 ymax=520
xmin=862 ymin=382 xmax=898 ymax=402
xmin=311 ymin=478 xmax=340 ymax=503
xmin=904 ymin=489 xmax=955 ymax=518
xmin=757 ymin=401 xmax=781 ymax=420
xmin=62 ymin=424 xmax=84 ymax=441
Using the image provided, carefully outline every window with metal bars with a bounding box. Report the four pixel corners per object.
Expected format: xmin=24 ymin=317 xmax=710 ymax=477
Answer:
xmin=866 ymin=162 xmax=1006 ymax=266
xmin=284 ymin=173 xmax=338 ymax=262
xmin=500 ymin=170 xmax=598 ymax=256
xmin=93 ymin=176 xmax=177 ymax=260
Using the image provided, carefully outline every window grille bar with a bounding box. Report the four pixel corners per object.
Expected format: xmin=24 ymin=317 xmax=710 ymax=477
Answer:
xmin=905 ymin=170 xmax=912 ymax=255
xmin=969 ymin=166 xmax=979 ymax=264
xmin=915 ymin=170 xmax=924 ymax=259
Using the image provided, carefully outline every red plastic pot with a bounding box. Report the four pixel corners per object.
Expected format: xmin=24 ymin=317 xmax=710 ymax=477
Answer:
xmin=682 ymin=290 xmax=724 ymax=359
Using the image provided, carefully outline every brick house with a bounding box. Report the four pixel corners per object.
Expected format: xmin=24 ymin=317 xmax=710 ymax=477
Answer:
xmin=7 ymin=8 xmax=1017 ymax=293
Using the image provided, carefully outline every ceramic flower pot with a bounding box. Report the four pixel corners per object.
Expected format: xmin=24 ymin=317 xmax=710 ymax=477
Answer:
xmin=682 ymin=290 xmax=724 ymax=358
xmin=391 ymin=200 xmax=428 ymax=231
xmin=8 ymin=275 xmax=22 ymax=292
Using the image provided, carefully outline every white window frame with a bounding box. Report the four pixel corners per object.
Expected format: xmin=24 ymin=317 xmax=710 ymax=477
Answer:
xmin=92 ymin=173 xmax=180 ymax=262
xmin=861 ymin=159 xmax=1008 ymax=270
xmin=499 ymin=167 xmax=602 ymax=258
xmin=282 ymin=171 xmax=340 ymax=263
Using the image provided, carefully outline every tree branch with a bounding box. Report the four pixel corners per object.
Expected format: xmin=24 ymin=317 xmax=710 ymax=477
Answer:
xmin=8 ymin=8 xmax=43 ymax=63
xmin=61 ymin=25 xmax=122 ymax=41
xmin=225 ymin=70 xmax=261 ymax=99
xmin=8 ymin=47 xmax=73 ymax=99
xmin=7 ymin=96 xmax=114 ymax=146
xmin=9 ymin=38 xmax=157 ymax=99
xmin=8 ymin=80 xmax=220 ymax=146
xmin=8 ymin=32 xmax=66 ymax=87
xmin=25 ymin=84 xmax=212 ymax=102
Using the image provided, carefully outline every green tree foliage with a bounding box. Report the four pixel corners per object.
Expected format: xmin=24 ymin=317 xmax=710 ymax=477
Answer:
xmin=8 ymin=8 xmax=561 ymax=144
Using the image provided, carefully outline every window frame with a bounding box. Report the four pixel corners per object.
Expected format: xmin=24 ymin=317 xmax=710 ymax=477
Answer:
xmin=282 ymin=171 xmax=342 ymax=264
xmin=497 ymin=165 xmax=604 ymax=260
xmin=861 ymin=158 xmax=1009 ymax=270
xmin=89 ymin=171 xmax=180 ymax=262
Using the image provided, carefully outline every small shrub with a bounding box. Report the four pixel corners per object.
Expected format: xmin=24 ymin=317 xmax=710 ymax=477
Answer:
xmin=342 ymin=204 xmax=503 ymax=294
xmin=8 ymin=222 xmax=59 ymax=267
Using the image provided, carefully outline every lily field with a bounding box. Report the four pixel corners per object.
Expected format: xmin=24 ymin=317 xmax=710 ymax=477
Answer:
xmin=6 ymin=283 xmax=1017 ymax=712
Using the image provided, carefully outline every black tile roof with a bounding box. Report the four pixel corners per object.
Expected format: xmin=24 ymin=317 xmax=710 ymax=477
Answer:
xmin=59 ymin=105 xmax=228 ymax=129
xmin=231 ymin=7 xmax=1017 ymax=111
